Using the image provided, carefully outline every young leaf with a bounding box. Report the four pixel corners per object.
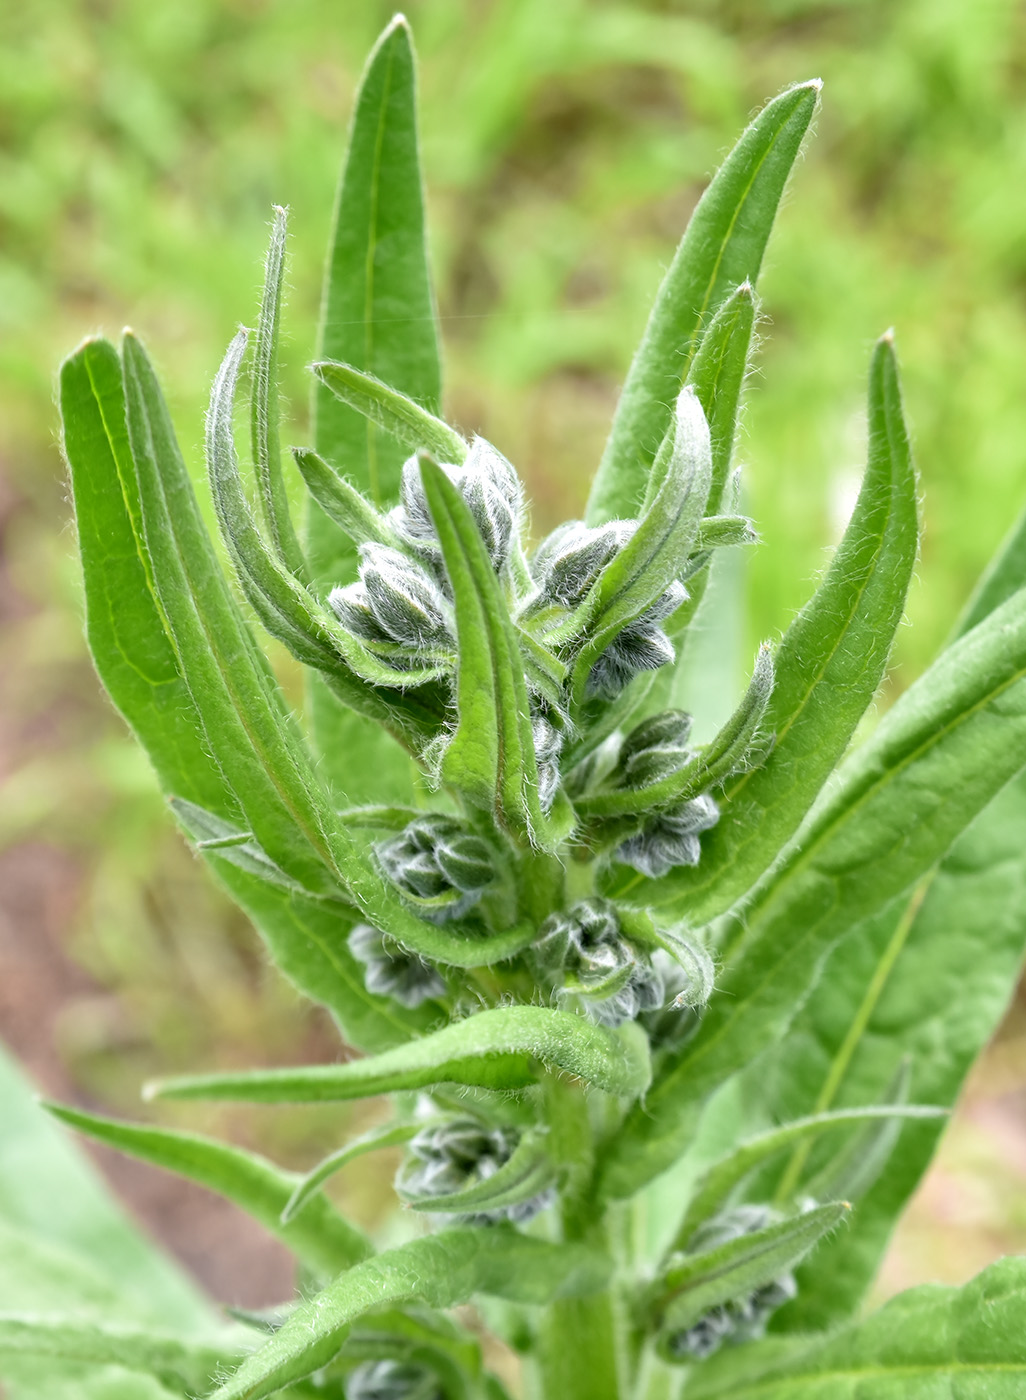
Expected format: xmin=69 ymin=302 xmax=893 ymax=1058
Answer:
xmin=207 ymin=1229 xmax=611 ymax=1400
xmin=651 ymin=1203 xmax=847 ymax=1336
xmin=281 ymin=1121 xmax=424 ymax=1224
xmin=625 ymin=332 xmax=918 ymax=920
xmin=292 ymin=447 xmax=397 ymax=548
xmin=250 ymin=204 xmax=306 ymax=579
xmin=420 ymin=456 xmax=567 ymax=845
xmin=146 ymin=1005 xmax=652 ymax=1104
xmin=44 ymin=1104 xmax=372 ymax=1280
xmin=682 ymin=1257 xmax=1026 ymax=1400
xmin=314 ymin=360 xmax=467 ymax=467
xmin=673 ymin=1103 xmax=944 ymax=1250
xmin=601 ymin=582 xmax=1026 ymax=1198
xmin=0 ymin=1316 xmax=235 ymax=1396
xmin=308 ymin=14 xmax=440 ymax=804
xmin=587 ymin=82 xmax=819 ymax=523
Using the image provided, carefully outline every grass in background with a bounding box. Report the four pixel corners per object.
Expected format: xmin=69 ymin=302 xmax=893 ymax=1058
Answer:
xmin=2 ymin=0 xmax=1025 ymax=1297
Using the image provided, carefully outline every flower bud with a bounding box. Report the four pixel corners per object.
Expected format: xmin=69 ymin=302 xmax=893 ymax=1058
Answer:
xmin=359 ymin=543 xmax=454 ymax=649
xmin=376 ymin=814 xmax=496 ymax=921
xmin=531 ymin=520 xmax=636 ymax=607
xmin=535 ymin=898 xmax=666 ymax=1027
xmin=346 ymin=1360 xmax=442 ymax=1400
xmin=399 ymin=1117 xmax=553 ymax=1226
xmin=616 ymin=709 xmax=694 ymax=787
xmin=615 ymin=793 xmax=719 ymax=878
xmin=348 ymin=923 xmax=446 ymax=1009
xmin=585 ymin=611 xmax=676 ymax=699
xmin=532 ymin=711 xmax=564 ymax=811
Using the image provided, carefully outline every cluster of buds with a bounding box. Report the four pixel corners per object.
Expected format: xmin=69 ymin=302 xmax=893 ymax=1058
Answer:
xmin=330 ymin=543 xmax=455 ymax=671
xmin=534 ymin=899 xmax=666 ymax=1027
xmin=375 ymin=814 xmax=497 ymax=922
xmin=616 ymin=795 xmax=720 ymax=878
xmin=346 ymin=1360 xmax=442 ymax=1400
xmin=397 ymin=1117 xmax=555 ymax=1225
xmin=529 ymin=520 xmax=684 ymax=699
xmin=663 ymin=1206 xmax=798 ymax=1361
xmin=348 ymin=923 xmax=446 ymax=1009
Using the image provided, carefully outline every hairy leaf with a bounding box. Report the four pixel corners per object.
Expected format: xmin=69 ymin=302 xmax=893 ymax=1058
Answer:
xmin=314 ymin=361 xmax=466 ymax=467
xmin=281 ymin=1121 xmax=423 ymax=1224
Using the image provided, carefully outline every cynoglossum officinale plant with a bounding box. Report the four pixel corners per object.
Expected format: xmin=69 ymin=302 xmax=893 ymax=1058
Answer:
xmin=39 ymin=12 xmax=1026 ymax=1400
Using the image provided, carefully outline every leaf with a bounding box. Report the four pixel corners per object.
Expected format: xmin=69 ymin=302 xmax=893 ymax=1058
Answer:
xmin=651 ymin=1203 xmax=847 ymax=1337
xmin=43 ymin=1104 xmax=371 ymax=1280
xmin=955 ymin=495 xmax=1026 ymax=637
xmin=281 ymin=1121 xmax=423 ymax=1224
xmin=250 ymin=204 xmax=306 ymax=579
xmin=0 ymin=1316 xmax=234 ymax=1395
xmin=600 ymin=583 xmax=1026 ymax=1199
xmin=682 ymin=1257 xmax=1026 ymax=1400
xmin=420 ymin=456 xmax=568 ymax=846
xmin=314 ymin=361 xmax=466 ymax=467
xmin=308 ymin=14 xmax=440 ymax=805
xmin=60 ymin=337 xmax=425 ymax=1047
xmin=672 ymin=1103 xmax=945 ymax=1250
xmin=570 ymin=386 xmax=713 ymax=707
xmin=291 ymin=447 xmax=397 ymax=548
xmin=207 ymin=1229 xmax=610 ymax=1400
xmin=587 ymin=82 xmax=819 ymax=524
xmin=0 ymin=1043 xmax=211 ymax=1335
xmin=399 ymin=1130 xmax=554 ymax=1215
xmin=146 ymin=1006 xmax=652 ymax=1104
xmin=626 ymin=334 xmax=919 ymax=920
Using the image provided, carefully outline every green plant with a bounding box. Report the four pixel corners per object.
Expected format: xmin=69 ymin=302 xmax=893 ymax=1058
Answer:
xmin=15 ymin=11 xmax=1026 ymax=1398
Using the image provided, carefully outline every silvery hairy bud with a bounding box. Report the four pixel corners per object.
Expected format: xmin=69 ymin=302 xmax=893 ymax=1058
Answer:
xmin=664 ymin=1206 xmax=798 ymax=1361
xmin=346 ymin=1360 xmax=442 ymax=1400
xmin=615 ymin=709 xmax=695 ymax=787
xmin=535 ymin=898 xmax=665 ymax=1027
xmin=532 ymin=711 xmax=564 ymax=812
xmin=616 ymin=793 xmax=719 ymax=878
xmin=398 ymin=1117 xmax=554 ymax=1225
xmin=376 ymin=814 xmax=496 ymax=921
xmin=530 ymin=519 xmax=636 ymax=607
xmin=329 ymin=543 xmax=455 ymax=655
xmin=390 ymin=439 xmax=524 ymax=576
xmin=585 ymin=580 xmax=686 ymax=700
xmin=348 ymin=923 xmax=446 ymax=1009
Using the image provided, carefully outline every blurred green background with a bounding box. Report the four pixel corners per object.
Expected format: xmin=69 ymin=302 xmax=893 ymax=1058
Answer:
xmin=1 ymin=0 xmax=1025 ymax=1308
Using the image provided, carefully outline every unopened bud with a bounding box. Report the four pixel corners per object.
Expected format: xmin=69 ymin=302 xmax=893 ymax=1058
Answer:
xmin=586 ymin=615 xmax=676 ymax=699
xmin=535 ymin=898 xmax=666 ymax=1027
xmin=359 ymin=543 xmax=454 ymax=649
xmin=531 ymin=520 xmax=636 ymax=607
xmin=532 ymin=712 xmax=564 ymax=811
xmin=376 ymin=814 xmax=496 ymax=921
xmin=399 ymin=1117 xmax=553 ymax=1226
xmin=346 ymin=1359 xmax=442 ymax=1400
xmin=617 ymin=709 xmax=694 ymax=787
xmin=348 ymin=923 xmax=446 ymax=1009
xmin=615 ymin=794 xmax=719 ymax=878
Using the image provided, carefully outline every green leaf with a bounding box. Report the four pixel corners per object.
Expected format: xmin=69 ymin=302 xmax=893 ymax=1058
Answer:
xmin=686 ymin=284 xmax=758 ymax=519
xmin=587 ymin=82 xmax=819 ymax=524
xmin=281 ymin=1121 xmax=423 ymax=1224
xmin=308 ymin=14 xmax=440 ymax=805
xmin=250 ymin=204 xmax=306 ymax=580
xmin=601 ymin=582 xmax=1026 ymax=1199
xmin=955 ymin=495 xmax=1026 ymax=637
xmin=314 ymin=361 xmax=466 ymax=468
xmin=420 ymin=456 xmax=568 ymax=846
xmin=291 ymin=447 xmax=397 ymax=549
xmin=207 ymin=1229 xmax=610 ymax=1400
xmin=399 ymin=1129 xmax=554 ymax=1215
xmin=146 ymin=1006 xmax=652 ymax=1104
xmin=682 ymin=1257 xmax=1026 ymax=1400
xmin=627 ymin=332 xmax=919 ymax=921
xmin=44 ymin=1104 xmax=372 ymax=1280
xmin=651 ymin=1203 xmax=847 ymax=1337
xmin=570 ymin=386 xmax=713 ymax=708
xmin=0 ymin=1316 xmax=234 ymax=1395
xmin=672 ymin=1103 xmax=944 ymax=1251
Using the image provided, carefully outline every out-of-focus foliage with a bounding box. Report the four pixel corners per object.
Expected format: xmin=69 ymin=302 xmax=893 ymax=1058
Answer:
xmin=2 ymin=0 xmax=1025 ymax=1290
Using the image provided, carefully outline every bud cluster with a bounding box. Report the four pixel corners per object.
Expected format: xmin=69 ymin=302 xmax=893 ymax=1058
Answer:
xmin=346 ymin=1360 xmax=442 ymax=1400
xmin=348 ymin=922 xmax=446 ymax=1009
xmin=662 ymin=1206 xmax=798 ymax=1361
xmin=398 ymin=1117 xmax=555 ymax=1225
xmin=534 ymin=898 xmax=665 ymax=1027
xmin=375 ymin=814 xmax=496 ymax=921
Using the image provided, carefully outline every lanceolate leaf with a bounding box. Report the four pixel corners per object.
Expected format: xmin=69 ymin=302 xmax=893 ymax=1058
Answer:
xmin=281 ymin=1121 xmax=424 ymax=1224
xmin=308 ymin=14 xmax=440 ymax=803
xmin=208 ymin=1229 xmax=610 ymax=1400
xmin=44 ymin=1104 xmax=372 ymax=1280
xmin=601 ymin=583 xmax=1026 ymax=1198
xmin=420 ymin=457 xmax=565 ymax=845
xmin=626 ymin=333 xmax=919 ymax=921
xmin=682 ymin=1258 xmax=1026 ymax=1400
xmin=0 ymin=1316 xmax=234 ymax=1396
xmin=250 ymin=204 xmax=306 ymax=579
xmin=314 ymin=361 xmax=466 ymax=467
xmin=147 ymin=1006 xmax=652 ymax=1104
xmin=587 ymin=81 xmax=819 ymax=524
xmin=292 ymin=447 xmax=397 ymax=549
